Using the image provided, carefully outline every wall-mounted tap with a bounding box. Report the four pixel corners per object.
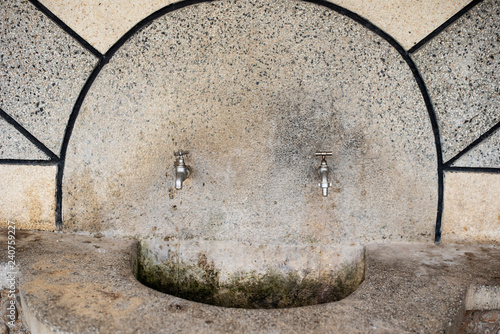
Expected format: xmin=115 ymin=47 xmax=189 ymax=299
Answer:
xmin=173 ymin=150 xmax=191 ymax=190
xmin=315 ymin=152 xmax=333 ymax=197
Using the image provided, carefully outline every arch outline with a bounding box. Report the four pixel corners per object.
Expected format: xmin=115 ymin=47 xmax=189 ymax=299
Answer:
xmin=56 ymin=0 xmax=445 ymax=243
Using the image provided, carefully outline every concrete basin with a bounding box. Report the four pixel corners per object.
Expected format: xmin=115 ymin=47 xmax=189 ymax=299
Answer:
xmin=135 ymin=239 xmax=365 ymax=309
xmin=3 ymin=230 xmax=500 ymax=333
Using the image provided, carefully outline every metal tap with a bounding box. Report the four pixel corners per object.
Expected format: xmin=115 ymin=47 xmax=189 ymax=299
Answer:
xmin=315 ymin=152 xmax=332 ymax=197
xmin=173 ymin=150 xmax=190 ymax=190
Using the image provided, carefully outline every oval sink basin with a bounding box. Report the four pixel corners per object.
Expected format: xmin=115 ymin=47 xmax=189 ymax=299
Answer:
xmin=134 ymin=239 xmax=365 ymax=309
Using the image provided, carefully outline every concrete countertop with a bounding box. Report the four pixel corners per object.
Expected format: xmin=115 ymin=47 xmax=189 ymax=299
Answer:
xmin=2 ymin=230 xmax=499 ymax=333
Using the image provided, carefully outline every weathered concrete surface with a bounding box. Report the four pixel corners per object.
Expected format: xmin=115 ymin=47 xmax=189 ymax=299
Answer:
xmin=0 ymin=289 xmax=31 ymax=334
xmin=466 ymin=285 xmax=500 ymax=310
xmin=442 ymin=172 xmax=500 ymax=244
xmin=3 ymin=230 xmax=499 ymax=333
xmin=460 ymin=310 xmax=500 ymax=333
xmin=0 ymin=166 xmax=57 ymax=231
xmin=137 ymin=239 xmax=365 ymax=308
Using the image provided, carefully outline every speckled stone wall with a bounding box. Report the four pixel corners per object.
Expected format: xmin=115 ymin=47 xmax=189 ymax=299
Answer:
xmin=412 ymin=0 xmax=500 ymax=164
xmin=412 ymin=0 xmax=500 ymax=243
xmin=0 ymin=118 xmax=48 ymax=160
xmin=0 ymin=0 xmax=499 ymax=249
xmin=0 ymin=0 xmax=98 ymax=155
xmin=61 ymin=0 xmax=438 ymax=278
xmin=0 ymin=0 xmax=96 ymax=231
xmin=38 ymin=0 xmax=472 ymax=53
xmin=452 ymin=131 xmax=500 ymax=168
xmin=64 ymin=0 xmax=437 ymax=241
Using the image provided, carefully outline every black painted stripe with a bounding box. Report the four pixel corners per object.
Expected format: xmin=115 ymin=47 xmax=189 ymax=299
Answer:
xmin=445 ymin=166 xmax=500 ymax=174
xmin=408 ymin=0 xmax=484 ymax=54
xmin=0 ymin=159 xmax=58 ymax=166
xmin=56 ymin=61 xmax=108 ymax=228
xmin=28 ymin=0 xmax=104 ymax=60
xmin=445 ymin=121 xmax=500 ymax=167
xmin=0 ymin=108 xmax=59 ymax=161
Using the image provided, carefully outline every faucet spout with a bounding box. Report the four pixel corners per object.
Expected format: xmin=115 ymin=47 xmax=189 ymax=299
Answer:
xmin=318 ymin=159 xmax=332 ymax=197
xmin=315 ymin=152 xmax=333 ymax=197
xmin=174 ymin=151 xmax=191 ymax=190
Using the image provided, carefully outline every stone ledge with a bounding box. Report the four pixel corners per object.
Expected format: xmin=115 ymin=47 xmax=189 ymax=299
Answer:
xmin=1 ymin=230 xmax=499 ymax=333
xmin=466 ymin=285 xmax=500 ymax=311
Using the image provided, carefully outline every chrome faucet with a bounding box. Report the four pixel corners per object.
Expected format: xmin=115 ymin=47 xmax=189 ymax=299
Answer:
xmin=315 ymin=152 xmax=332 ymax=197
xmin=174 ymin=150 xmax=191 ymax=190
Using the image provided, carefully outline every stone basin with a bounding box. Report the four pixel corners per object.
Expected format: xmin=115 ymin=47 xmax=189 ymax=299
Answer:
xmin=135 ymin=239 xmax=365 ymax=309
xmin=4 ymin=230 xmax=500 ymax=333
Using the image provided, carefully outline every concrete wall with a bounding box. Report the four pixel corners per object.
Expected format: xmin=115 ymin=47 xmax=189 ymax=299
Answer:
xmin=1 ymin=0 xmax=499 ymax=247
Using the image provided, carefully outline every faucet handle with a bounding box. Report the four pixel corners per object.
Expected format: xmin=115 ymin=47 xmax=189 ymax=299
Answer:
xmin=315 ymin=151 xmax=332 ymax=160
xmin=315 ymin=151 xmax=332 ymax=156
xmin=174 ymin=150 xmax=189 ymax=157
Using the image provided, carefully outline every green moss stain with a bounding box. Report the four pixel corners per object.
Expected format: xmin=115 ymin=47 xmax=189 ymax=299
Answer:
xmin=135 ymin=242 xmax=364 ymax=309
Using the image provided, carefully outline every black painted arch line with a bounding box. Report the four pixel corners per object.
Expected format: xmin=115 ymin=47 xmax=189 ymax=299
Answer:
xmin=54 ymin=0 xmax=446 ymax=240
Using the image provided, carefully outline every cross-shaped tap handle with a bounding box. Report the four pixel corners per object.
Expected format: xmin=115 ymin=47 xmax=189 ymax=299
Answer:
xmin=315 ymin=151 xmax=332 ymax=161
xmin=174 ymin=150 xmax=190 ymax=157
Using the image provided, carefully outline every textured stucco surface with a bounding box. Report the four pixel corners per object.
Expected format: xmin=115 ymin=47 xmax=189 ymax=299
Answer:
xmin=412 ymin=0 xmax=500 ymax=163
xmin=442 ymin=172 xmax=500 ymax=244
xmin=452 ymin=129 xmax=500 ymax=168
xmin=38 ymin=0 xmax=472 ymax=52
xmin=63 ymin=0 xmax=437 ymax=278
xmin=0 ymin=165 xmax=56 ymax=231
xmin=0 ymin=0 xmax=98 ymax=154
xmin=0 ymin=117 xmax=49 ymax=160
